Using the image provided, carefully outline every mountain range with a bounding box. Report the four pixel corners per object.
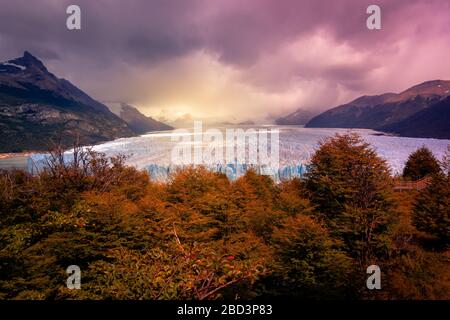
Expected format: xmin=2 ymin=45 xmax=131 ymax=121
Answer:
xmin=2 ymin=51 xmax=449 ymax=154
xmin=303 ymin=80 xmax=450 ymax=139
xmin=0 ymin=52 xmax=171 ymax=152
xmin=275 ymin=108 xmax=317 ymax=125
xmin=108 ymin=103 xmax=173 ymax=134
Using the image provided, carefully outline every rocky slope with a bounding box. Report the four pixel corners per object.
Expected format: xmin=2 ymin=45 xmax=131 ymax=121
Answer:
xmin=111 ymin=103 xmax=173 ymax=134
xmin=380 ymin=95 xmax=450 ymax=139
xmin=0 ymin=52 xmax=135 ymax=152
xmin=304 ymin=80 xmax=450 ymax=139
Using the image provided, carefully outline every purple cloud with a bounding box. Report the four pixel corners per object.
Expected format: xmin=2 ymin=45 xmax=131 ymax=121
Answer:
xmin=0 ymin=0 xmax=449 ymax=121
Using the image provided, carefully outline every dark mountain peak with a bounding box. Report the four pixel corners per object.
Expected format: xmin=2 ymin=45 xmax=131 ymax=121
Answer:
xmin=120 ymin=103 xmax=139 ymax=113
xmin=389 ymin=79 xmax=450 ymax=103
xmin=0 ymin=51 xmax=136 ymax=152
xmin=23 ymin=51 xmax=37 ymax=60
xmin=1 ymin=51 xmax=113 ymax=113
xmin=115 ymin=103 xmax=173 ymax=133
xmin=9 ymin=51 xmax=48 ymax=72
xmin=408 ymin=79 xmax=450 ymax=90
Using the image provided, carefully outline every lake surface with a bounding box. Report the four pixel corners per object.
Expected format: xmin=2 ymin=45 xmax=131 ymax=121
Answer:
xmin=0 ymin=154 xmax=29 ymax=171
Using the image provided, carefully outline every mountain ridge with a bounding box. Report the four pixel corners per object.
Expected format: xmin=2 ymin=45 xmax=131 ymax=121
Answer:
xmin=275 ymin=108 xmax=317 ymax=125
xmin=303 ymin=80 xmax=450 ymax=139
xmin=380 ymin=95 xmax=450 ymax=139
xmin=0 ymin=52 xmax=135 ymax=152
xmin=112 ymin=103 xmax=174 ymax=134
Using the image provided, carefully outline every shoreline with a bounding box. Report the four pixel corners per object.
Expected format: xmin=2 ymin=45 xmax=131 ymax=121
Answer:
xmin=0 ymin=152 xmax=36 ymax=159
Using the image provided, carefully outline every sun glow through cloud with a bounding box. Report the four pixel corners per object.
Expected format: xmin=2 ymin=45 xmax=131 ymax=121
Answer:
xmin=1 ymin=0 xmax=449 ymax=123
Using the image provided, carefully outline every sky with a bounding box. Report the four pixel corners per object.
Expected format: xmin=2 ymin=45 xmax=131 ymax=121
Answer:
xmin=0 ymin=0 xmax=450 ymax=123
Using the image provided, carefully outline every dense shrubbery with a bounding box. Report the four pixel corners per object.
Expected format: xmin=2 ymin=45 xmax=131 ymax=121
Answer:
xmin=0 ymin=134 xmax=448 ymax=300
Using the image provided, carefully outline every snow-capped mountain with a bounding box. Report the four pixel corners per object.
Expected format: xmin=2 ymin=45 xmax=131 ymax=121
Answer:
xmin=0 ymin=52 xmax=135 ymax=152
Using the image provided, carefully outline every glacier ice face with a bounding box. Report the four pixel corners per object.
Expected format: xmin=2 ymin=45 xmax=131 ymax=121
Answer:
xmin=143 ymin=162 xmax=307 ymax=182
xmin=29 ymin=126 xmax=450 ymax=182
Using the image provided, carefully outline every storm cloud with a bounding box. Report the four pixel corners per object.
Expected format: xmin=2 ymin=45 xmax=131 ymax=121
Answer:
xmin=0 ymin=0 xmax=449 ymax=122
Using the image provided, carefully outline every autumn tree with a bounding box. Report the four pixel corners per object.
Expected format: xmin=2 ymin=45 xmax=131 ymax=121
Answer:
xmin=229 ymin=170 xmax=282 ymax=240
xmin=403 ymin=146 xmax=441 ymax=180
xmin=266 ymin=214 xmax=354 ymax=298
xmin=412 ymin=170 xmax=449 ymax=248
xmin=276 ymin=178 xmax=314 ymax=217
xmin=163 ymin=166 xmax=231 ymax=242
xmin=305 ymin=133 xmax=395 ymax=266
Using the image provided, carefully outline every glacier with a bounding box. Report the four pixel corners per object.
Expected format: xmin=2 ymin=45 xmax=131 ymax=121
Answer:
xmin=28 ymin=126 xmax=450 ymax=182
